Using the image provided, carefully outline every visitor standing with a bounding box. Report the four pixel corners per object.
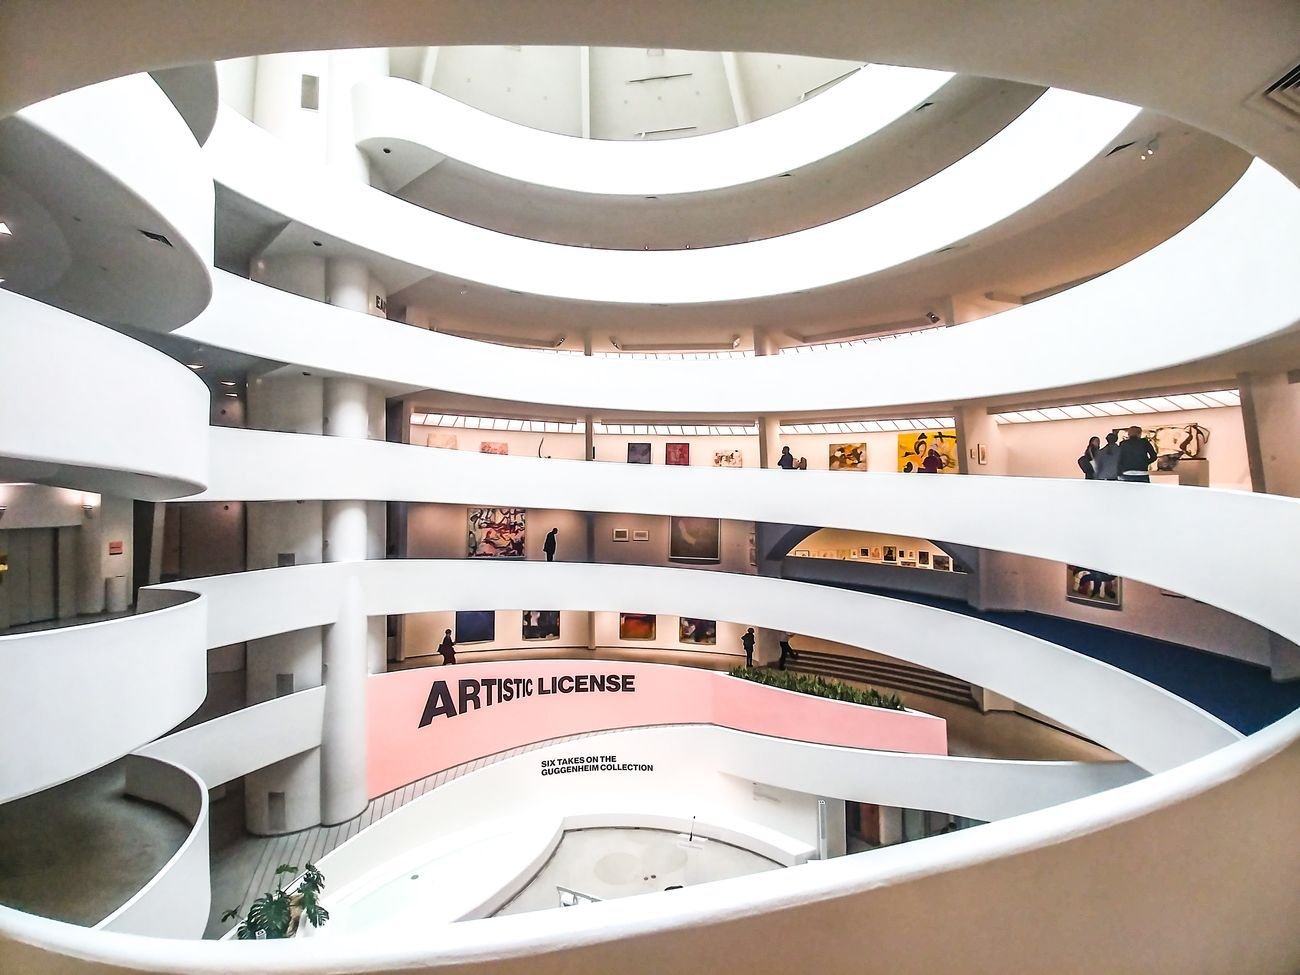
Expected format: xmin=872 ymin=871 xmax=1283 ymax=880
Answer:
xmin=1117 ymin=426 xmax=1157 ymax=482
xmin=543 ymin=527 xmax=559 ymax=562
xmin=741 ymin=627 xmax=756 ymax=668
xmin=438 ymin=629 xmax=457 ymax=666
xmin=1093 ymin=432 xmax=1122 ymax=480
xmin=777 ymin=446 xmax=795 ymax=470
xmin=1077 ymin=436 xmax=1101 ymax=478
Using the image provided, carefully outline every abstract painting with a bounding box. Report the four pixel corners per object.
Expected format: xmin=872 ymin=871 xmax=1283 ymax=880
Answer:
xmin=933 ymin=555 xmax=952 ymax=572
xmin=829 ymin=443 xmax=868 ymax=470
xmin=480 ymin=441 xmax=509 ymax=455
xmin=666 ymin=442 xmax=690 ymax=466
xmin=679 ymin=617 xmax=717 ymax=645
xmin=897 ymin=429 xmax=958 ymax=473
xmin=627 ymin=442 xmax=652 ymax=464
xmin=522 ymin=610 xmax=561 ymax=641
xmin=455 ymin=610 xmax=495 ymax=644
xmin=1067 ymin=565 xmax=1122 ymax=609
xmin=918 ymin=551 xmax=930 ymax=566
xmin=619 ymin=613 xmax=657 ymax=641
xmin=426 ymin=432 xmax=458 ymax=449
xmin=883 ymin=545 xmax=898 ymax=562
xmin=467 ymin=507 xmax=526 ymax=558
xmin=669 ymin=516 xmax=721 ymax=563
xmin=713 ymin=449 xmax=743 ymax=468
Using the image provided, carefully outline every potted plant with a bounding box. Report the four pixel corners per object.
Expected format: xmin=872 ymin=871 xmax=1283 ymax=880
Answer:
xmin=222 ymin=862 xmax=329 ymax=939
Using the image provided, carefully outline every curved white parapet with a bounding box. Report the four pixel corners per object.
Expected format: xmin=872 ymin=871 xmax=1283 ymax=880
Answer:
xmin=0 ymin=292 xmax=210 ymax=498
xmin=353 ymin=65 xmax=953 ymax=197
xmin=181 ymin=159 xmax=1300 ymax=413
xmin=8 ymin=74 xmax=214 ymax=332
xmin=0 ymin=589 xmax=208 ymax=803
xmin=135 ymin=687 xmax=326 ymax=788
xmin=208 ymin=88 xmax=1137 ymax=305
xmin=201 ymin=427 xmax=1300 ymax=650
xmin=97 ymin=757 xmax=210 ymax=939
xmin=153 ymin=559 xmax=1235 ymax=773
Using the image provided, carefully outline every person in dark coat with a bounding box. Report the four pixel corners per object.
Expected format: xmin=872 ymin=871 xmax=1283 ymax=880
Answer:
xmin=741 ymin=627 xmax=756 ymax=668
xmin=1117 ymin=426 xmax=1158 ymax=482
xmin=1077 ymin=436 xmax=1101 ymax=478
xmin=777 ymin=446 xmax=795 ymax=470
xmin=438 ymin=629 xmax=456 ymax=665
xmin=543 ymin=528 xmax=558 ymax=562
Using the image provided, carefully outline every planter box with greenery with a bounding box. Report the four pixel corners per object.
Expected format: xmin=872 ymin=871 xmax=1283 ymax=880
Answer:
xmin=222 ymin=862 xmax=329 ymax=940
xmin=730 ymin=667 xmax=905 ymax=711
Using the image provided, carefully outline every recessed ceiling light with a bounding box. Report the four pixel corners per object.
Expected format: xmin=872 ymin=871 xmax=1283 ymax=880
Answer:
xmin=187 ymin=363 xmax=204 ymax=369
xmin=225 ymin=392 xmax=239 ymax=398
xmin=219 ymin=380 xmax=238 ymax=387
xmin=312 ymin=240 xmax=323 ymax=247
xmin=382 ymin=147 xmax=392 ymax=154
xmin=0 ymin=222 xmax=11 ymax=235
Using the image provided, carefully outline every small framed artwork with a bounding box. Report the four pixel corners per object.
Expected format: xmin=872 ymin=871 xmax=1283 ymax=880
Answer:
xmin=612 ymin=528 xmax=630 ymax=542
xmin=632 ymin=529 xmax=650 ymax=542
xmin=480 ymin=441 xmax=508 ymax=455
xmin=900 ymin=560 xmax=917 ymax=568
xmin=627 ymin=443 xmax=652 ymax=464
xmin=522 ymin=610 xmax=560 ymax=641
xmin=426 ymin=432 xmax=458 ymax=449
xmin=869 ymin=546 xmax=882 ymax=560
xmin=679 ymin=617 xmax=717 ymax=645
xmin=905 ymin=550 xmax=916 ymax=561
xmin=1067 ymin=566 xmax=1123 ymax=610
xmin=933 ymin=555 xmax=952 ymax=572
xmin=977 ymin=443 xmax=988 ymax=466
xmin=828 ymin=442 xmax=868 ymax=470
xmin=792 ymin=549 xmax=811 ymax=557
xmin=669 ymin=516 xmax=721 ymax=563
xmin=455 ymin=610 xmax=496 ymax=644
xmin=859 ymin=547 xmax=871 ymax=558
xmin=619 ymin=613 xmax=657 ymax=640
xmin=883 ymin=545 xmax=898 ymax=563
xmin=918 ymin=551 xmax=931 ymax=567
xmin=665 ymin=442 xmax=690 ymax=466
xmin=713 ymin=449 xmax=743 ymax=468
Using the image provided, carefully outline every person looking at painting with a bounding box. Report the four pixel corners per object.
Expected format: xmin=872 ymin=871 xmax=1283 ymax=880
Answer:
xmin=543 ymin=527 xmax=559 ymax=562
xmin=741 ymin=627 xmax=756 ymax=668
xmin=1117 ymin=426 xmax=1158 ymax=482
xmin=920 ymin=448 xmax=947 ymax=473
xmin=438 ymin=629 xmax=457 ymax=666
xmin=796 ymin=456 xmax=808 ymax=470
xmin=1077 ymin=436 xmax=1101 ymax=478
xmin=777 ymin=446 xmax=795 ymax=470
xmin=1093 ymin=432 xmax=1122 ymax=480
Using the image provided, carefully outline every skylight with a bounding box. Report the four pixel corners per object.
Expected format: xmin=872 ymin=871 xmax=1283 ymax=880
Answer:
xmin=992 ymin=389 xmax=1239 ymax=423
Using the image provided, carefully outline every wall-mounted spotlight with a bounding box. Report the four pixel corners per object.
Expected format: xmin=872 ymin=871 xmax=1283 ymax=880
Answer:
xmin=552 ymin=335 xmax=567 ymax=348
xmin=731 ymin=334 xmax=742 ymax=350
xmin=82 ymin=493 xmax=100 ymax=518
xmin=925 ymin=312 xmax=942 ymax=325
xmin=1139 ymin=136 xmax=1159 ymax=161
xmin=609 ymin=336 xmax=623 ymax=351
xmin=0 ymin=505 xmax=7 ymax=522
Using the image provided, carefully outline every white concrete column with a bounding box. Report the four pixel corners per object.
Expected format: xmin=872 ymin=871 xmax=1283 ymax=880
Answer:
xmin=953 ymin=403 xmax=1006 ymax=476
xmin=75 ymin=512 xmax=105 ymax=615
xmin=879 ymin=805 xmax=904 ymax=846
xmin=326 ymin=48 xmax=389 ymax=183
xmin=320 ymin=574 xmax=369 ymax=824
xmin=1238 ymin=371 xmax=1300 ymax=497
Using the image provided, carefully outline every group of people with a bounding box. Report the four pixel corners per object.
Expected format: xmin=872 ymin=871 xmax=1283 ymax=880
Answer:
xmin=1077 ymin=425 xmax=1158 ymax=482
xmin=740 ymin=627 xmax=798 ymax=669
xmin=776 ymin=447 xmax=808 ymax=470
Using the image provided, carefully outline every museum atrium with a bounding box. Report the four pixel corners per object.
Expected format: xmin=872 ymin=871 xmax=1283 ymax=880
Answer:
xmin=1 ymin=1 xmax=1299 ymax=972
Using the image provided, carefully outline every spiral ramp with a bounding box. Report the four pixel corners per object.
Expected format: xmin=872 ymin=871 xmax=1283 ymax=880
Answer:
xmin=0 ymin=3 xmax=1298 ymax=972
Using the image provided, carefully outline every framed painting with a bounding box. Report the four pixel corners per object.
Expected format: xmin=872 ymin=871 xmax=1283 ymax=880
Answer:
xmin=918 ymin=551 xmax=931 ymax=566
xmin=426 ymin=432 xmax=458 ymax=449
xmin=455 ymin=610 xmax=495 ymax=644
xmin=829 ymin=442 xmax=868 ymax=470
xmin=1067 ymin=565 xmax=1122 ymax=609
xmin=619 ymin=613 xmax=657 ymax=640
xmin=883 ymin=545 xmax=898 ymax=563
xmin=666 ymin=442 xmax=690 ymax=466
xmin=480 ymin=441 xmax=509 ymax=455
xmin=898 ymin=429 xmax=958 ymax=474
xmin=713 ymin=449 xmax=743 ymax=468
xmin=632 ymin=529 xmax=650 ymax=542
xmin=933 ymin=555 xmax=952 ymax=572
xmin=627 ymin=442 xmax=652 ymax=464
xmin=522 ymin=610 xmax=560 ymax=641
xmin=612 ymin=528 xmax=630 ymax=542
xmin=467 ymin=507 xmax=526 ymax=558
xmin=669 ymin=516 xmax=721 ymax=563
xmin=679 ymin=617 xmax=717 ymax=645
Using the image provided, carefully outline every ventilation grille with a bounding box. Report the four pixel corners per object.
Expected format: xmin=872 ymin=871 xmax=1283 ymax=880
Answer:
xmin=1260 ymin=60 xmax=1300 ymax=119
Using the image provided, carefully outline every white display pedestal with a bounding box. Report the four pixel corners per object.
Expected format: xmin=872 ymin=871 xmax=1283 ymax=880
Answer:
xmin=105 ymin=575 xmax=129 ymax=613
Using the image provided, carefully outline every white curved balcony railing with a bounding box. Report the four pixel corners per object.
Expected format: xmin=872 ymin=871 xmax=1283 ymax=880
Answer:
xmin=208 ymin=87 xmax=1137 ymax=304
xmin=153 ymin=559 xmax=1235 ymax=773
xmin=202 ymin=427 xmax=1300 ymax=650
xmin=0 ymin=292 xmax=210 ymax=498
xmin=352 ymin=65 xmax=953 ymax=197
xmin=0 ymin=588 xmax=208 ymax=803
xmin=180 ymin=159 xmax=1300 ymax=414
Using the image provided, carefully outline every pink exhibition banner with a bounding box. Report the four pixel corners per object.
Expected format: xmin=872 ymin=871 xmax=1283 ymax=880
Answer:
xmin=366 ymin=661 xmax=947 ymax=798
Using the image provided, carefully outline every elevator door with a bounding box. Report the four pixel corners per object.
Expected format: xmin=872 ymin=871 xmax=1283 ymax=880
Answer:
xmin=3 ymin=528 xmax=58 ymax=625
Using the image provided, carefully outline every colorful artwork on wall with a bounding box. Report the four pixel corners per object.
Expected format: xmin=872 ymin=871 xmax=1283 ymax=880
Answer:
xmin=883 ymin=545 xmax=898 ymax=562
xmin=897 ymin=429 xmax=958 ymax=473
xmin=829 ymin=443 xmax=868 ymax=470
xmin=480 ymin=441 xmax=509 ymax=455
xmin=619 ymin=613 xmax=657 ymax=641
xmin=679 ymin=617 xmax=717 ymax=645
xmin=1067 ymin=565 xmax=1122 ymax=610
xmin=933 ymin=555 xmax=952 ymax=572
xmin=467 ymin=507 xmax=526 ymax=558
xmin=455 ymin=610 xmax=495 ymax=643
xmin=627 ymin=442 xmax=652 ymax=464
xmin=522 ymin=610 xmax=561 ymax=641
xmin=666 ymin=442 xmax=690 ymax=466
xmin=426 ymin=432 xmax=458 ymax=449
xmin=713 ymin=449 xmax=743 ymax=468
xmin=669 ymin=516 xmax=721 ymax=563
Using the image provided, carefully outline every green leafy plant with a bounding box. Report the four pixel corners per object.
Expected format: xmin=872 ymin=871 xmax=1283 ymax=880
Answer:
xmin=730 ymin=666 xmax=905 ymax=711
xmin=222 ymin=862 xmax=329 ymax=939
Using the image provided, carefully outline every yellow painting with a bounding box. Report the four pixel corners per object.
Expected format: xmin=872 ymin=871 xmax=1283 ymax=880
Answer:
xmin=897 ymin=429 xmax=958 ymax=474
xmin=828 ymin=442 xmax=868 ymax=470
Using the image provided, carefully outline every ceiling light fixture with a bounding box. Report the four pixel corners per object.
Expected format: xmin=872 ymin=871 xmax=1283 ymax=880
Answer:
xmin=187 ymin=363 xmax=204 ymax=370
xmin=1139 ymin=135 xmax=1159 ymax=161
xmin=219 ymin=380 xmax=238 ymax=386
xmin=0 ymin=222 xmax=11 ymax=236
xmin=225 ymin=392 xmax=239 ymax=398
